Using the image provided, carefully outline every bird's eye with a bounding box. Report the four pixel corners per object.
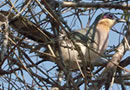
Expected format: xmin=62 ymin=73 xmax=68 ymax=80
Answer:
xmin=107 ymin=15 xmax=114 ymax=19
xmin=103 ymin=13 xmax=115 ymax=19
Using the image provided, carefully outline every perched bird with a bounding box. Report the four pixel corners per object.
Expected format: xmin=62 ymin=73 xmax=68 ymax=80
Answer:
xmin=59 ymin=13 xmax=125 ymax=70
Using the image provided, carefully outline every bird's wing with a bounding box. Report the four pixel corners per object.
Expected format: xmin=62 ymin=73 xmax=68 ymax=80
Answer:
xmin=70 ymin=29 xmax=96 ymax=45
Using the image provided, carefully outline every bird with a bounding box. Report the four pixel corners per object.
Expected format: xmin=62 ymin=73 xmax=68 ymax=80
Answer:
xmin=58 ymin=12 xmax=125 ymax=70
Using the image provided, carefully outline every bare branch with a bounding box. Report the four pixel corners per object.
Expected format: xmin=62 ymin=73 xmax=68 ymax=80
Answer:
xmin=41 ymin=1 xmax=130 ymax=10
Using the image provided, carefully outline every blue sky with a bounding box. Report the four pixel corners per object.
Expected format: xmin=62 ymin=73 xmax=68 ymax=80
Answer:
xmin=0 ymin=0 xmax=130 ymax=89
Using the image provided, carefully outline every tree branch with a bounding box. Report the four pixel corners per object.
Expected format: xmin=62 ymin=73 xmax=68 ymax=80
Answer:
xmin=41 ymin=0 xmax=130 ymax=10
xmin=90 ymin=23 xmax=130 ymax=89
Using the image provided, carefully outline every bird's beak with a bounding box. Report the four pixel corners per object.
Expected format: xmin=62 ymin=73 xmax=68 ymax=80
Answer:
xmin=116 ymin=19 xmax=126 ymax=23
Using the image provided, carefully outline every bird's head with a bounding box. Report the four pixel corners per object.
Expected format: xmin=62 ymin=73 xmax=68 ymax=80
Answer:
xmin=95 ymin=12 xmax=126 ymax=32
